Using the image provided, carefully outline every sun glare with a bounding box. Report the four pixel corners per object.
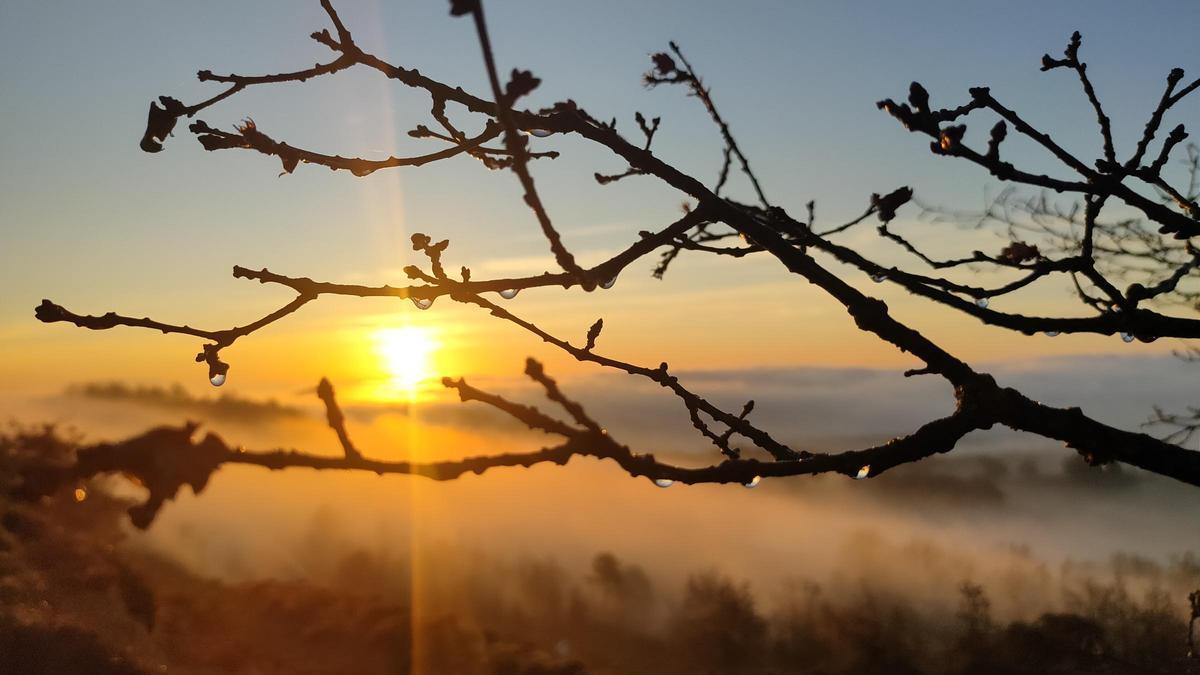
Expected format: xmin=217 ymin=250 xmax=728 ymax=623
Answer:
xmin=372 ymin=326 xmax=440 ymax=400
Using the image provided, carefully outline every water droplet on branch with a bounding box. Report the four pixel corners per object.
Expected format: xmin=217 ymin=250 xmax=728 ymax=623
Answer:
xmin=412 ymin=297 xmax=434 ymax=310
xmin=210 ymin=372 xmax=226 ymax=387
xmin=599 ymin=276 xmax=617 ymax=290
xmin=1044 ymin=331 xmax=1060 ymax=337
xmin=1120 ymin=332 xmax=1135 ymax=343
xmin=870 ymin=273 xmax=887 ymax=283
xmin=855 ymin=465 xmax=871 ymax=480
xmin=743 ymin=476 xmax=762 ymax=489
xmin=975 ymin=297 xmax=989 ymax=309
xmin=653 ymin=478 xmax=674 ymax=488
xmin=528 ymin=128 xmax=554 ymax=137
xmin=498 ymin=288 xmax=520 ymax=299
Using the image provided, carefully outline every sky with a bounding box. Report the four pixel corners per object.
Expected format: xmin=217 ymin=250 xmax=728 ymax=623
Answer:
xmin=2 ymin=0 xmax=1200 ymax=403
xmin=4 ymin=4 xmax=1200 ymax=655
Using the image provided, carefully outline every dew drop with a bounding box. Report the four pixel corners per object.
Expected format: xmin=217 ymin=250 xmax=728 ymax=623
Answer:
xmin=653 ymin=478 xmax=674 ymax=488
xmin=1044 ymin=330 xmax=1060 ymax=337
xmin=743 ymin=476 xmax=762 ymax=489
xmin=599 ymin=276 xmax=617 ymax=290
xmin=855 ymin=465 xmax=871 ymax=480
xmin=870 ymin=273 xmax=887 ymax=283
xmin=529 ymin=128 xmax=554 ymax=138
xmin=73 ymin=487 xmax=87 ymax=502
xmin=412 ymin=297 xmax=434 ymax=310
xmin=975 ymin=297 xmax=989 ymax=309
xmin=1120 ymin=332 xmax=1135 ymax=343
xmin=498 ymin=288 xmax=520 ymax=300
xmin=210 ymin=372 xmax=226 ymax=387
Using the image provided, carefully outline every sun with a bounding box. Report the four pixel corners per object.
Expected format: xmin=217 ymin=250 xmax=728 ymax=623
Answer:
xmin=371 ymin=325 xmax=440 ymax=400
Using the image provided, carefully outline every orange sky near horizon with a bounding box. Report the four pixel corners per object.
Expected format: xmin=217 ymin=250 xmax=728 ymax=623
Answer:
xmin=3 ymin=243 xmax=1174 ymax=408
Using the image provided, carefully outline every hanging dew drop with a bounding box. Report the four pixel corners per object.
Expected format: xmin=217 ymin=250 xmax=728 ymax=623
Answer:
xmin=529 ymin=128 xmax=554 ymax=138
xmin=412 ymin=297 xmax=434 ymax=310
xmin=653 ymin=478 xmax=674 ymax=488
xmin=855 ymin=465 xmax=870 ymax=480
xmin=498 ymin=288 xmax=520 ymax=299
xmin=1120 ymin=332 xmax=1135 ymax=343
xmin=599 ymin=276 xmax=617 ymax=290
xmin=210 ymin=372 xmax=226 ymax=387
xmin=1044 ymin=331 xmax=1060 ymax=337
xmin=975 ymin=297 xmax=989 ymax=309
xmin=743 ymin=476 xmax=762 ymax=489
xmin=870 ymin=273 xmax=887 ymax=283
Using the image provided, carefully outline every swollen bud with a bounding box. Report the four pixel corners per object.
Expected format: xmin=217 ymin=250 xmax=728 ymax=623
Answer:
xmin=870 ymin=186 xmax=914 ymax=222
xmin=448 ymin=0 xmax=479 ymax=16
xmin=907 ymin=82 xmax=930 ymax=114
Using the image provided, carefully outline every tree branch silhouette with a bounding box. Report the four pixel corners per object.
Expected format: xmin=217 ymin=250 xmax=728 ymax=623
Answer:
xmin=18 ymin=366 xmax=971 ymax=529
xmin=26 ymin=1 xmax=1200 ymax=528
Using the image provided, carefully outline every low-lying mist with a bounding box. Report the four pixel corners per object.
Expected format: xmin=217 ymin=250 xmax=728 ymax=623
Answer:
xmin=3 ymin=353 xmax=1199 ymax=672
xmin=2 ymin=427 xmax=1196 ymax=673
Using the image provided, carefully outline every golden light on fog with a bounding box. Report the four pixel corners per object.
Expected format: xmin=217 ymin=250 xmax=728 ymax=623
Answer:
xmin=372 ymin=325 xmax=440 ymax=400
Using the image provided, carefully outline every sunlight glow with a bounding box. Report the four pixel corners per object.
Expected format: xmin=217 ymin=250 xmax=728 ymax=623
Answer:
xmin=372 ymin=326 xmax=440 ymax=400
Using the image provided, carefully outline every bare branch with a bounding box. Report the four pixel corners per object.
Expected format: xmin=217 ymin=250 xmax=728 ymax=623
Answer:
xmin=37 ymin=7 xmax=1200 ymax=522
xmin=316 ymin=378 xmax=362 ymax=460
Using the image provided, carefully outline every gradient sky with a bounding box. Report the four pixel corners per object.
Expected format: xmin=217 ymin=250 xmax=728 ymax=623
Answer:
xmin=3 ymin=0 xmax=1200 ymax=404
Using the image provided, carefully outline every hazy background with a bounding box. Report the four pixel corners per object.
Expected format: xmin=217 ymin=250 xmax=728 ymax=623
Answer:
xmin=19 ymin=351 xmax=1196 ymax=582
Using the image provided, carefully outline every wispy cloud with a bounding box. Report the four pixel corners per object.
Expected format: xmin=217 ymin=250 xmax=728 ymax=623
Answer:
xmin=64 ymin=382 xmax=305 ymax=424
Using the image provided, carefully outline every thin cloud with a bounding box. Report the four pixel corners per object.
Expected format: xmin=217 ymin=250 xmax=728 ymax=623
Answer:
xmin=64 ymin=382 xmax=305 ymax=424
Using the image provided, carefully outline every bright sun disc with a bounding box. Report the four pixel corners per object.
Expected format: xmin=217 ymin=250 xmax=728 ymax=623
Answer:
xmin=372 ymin=326 xmax=439 ymax=399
